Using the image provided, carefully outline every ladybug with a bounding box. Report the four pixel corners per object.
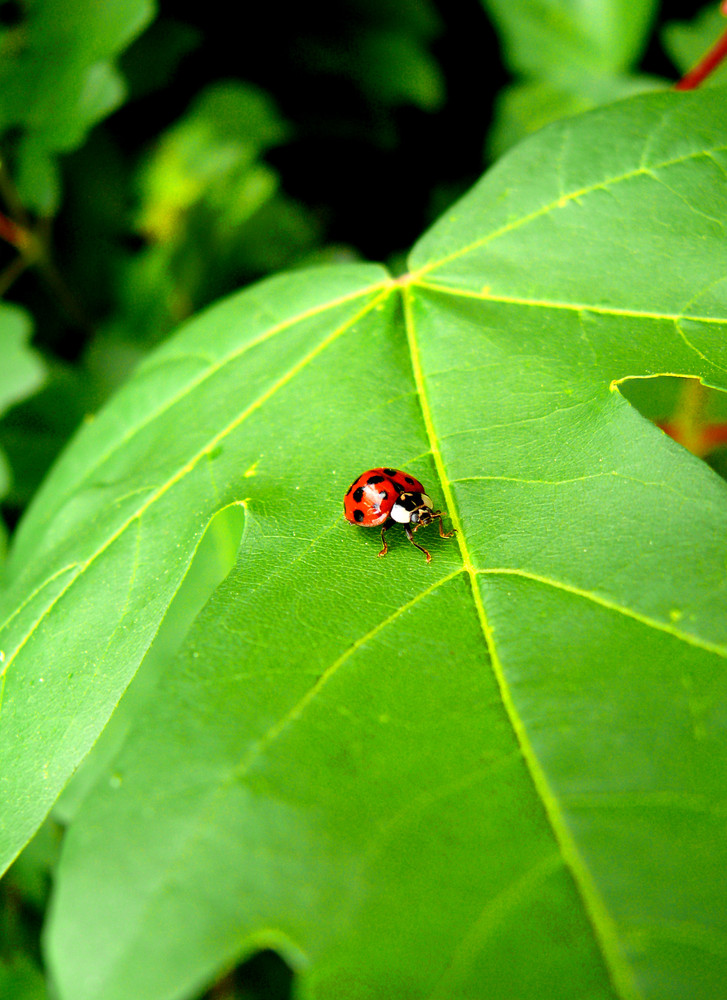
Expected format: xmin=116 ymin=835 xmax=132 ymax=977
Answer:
xmin=343 ymin=467 xmax=455 ymax=563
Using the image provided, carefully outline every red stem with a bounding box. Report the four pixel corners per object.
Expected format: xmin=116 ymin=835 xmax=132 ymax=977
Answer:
xmin=702 ymin=423 xmax=727 ymax=448
xmin=675 ymin=24 xmax=727 ymax=90
xmin=0 ymin=209 xmax=28 ymax=249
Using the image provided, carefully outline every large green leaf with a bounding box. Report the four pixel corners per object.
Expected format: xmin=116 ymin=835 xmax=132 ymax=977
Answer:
xmin=1 ymin=88 xmax=726 ymax=998
xmin=0 ymin=264 xmax=389 ymax=871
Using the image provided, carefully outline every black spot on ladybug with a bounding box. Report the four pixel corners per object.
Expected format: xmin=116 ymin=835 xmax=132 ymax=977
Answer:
xmin=367 ymin=475 xmax=385 ymax=485
xmin=383 ymin=468 xmax=397 ymax=477
xmin=353 ymin=486 xmax=364 ymax=502
xmin=405 ymin=476 xmax=415 ymax=484
xmin=353 ymin=509 xmax=365 ymax=522
xmin=391 ymin=481 xmax=403 ymax=493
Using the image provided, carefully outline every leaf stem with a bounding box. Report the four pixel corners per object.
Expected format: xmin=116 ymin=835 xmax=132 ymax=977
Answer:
xmin=0 ymin=209 xmax=29 ymax=250
xmin=0 ymin=159 xmax=30 ymax=230
xmin=674 ymin=23 xmax=727 ymax=90
xmin=0 ymin=254 xmax=30 ymax=298
xmin=0 ymin=162 xmax=93 ymax=331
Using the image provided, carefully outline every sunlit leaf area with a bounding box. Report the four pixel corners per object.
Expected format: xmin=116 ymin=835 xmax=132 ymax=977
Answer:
xmin=1 ymin=2 xmax=726 ymax=999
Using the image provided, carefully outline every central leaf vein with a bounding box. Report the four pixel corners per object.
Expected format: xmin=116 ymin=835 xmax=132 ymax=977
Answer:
xmin=400 ymin=283 xmax=644 ymax=1000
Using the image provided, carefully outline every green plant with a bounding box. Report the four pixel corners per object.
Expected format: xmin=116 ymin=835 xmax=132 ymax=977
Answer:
xmin=1 ymin=3 xmax=727 ymax=999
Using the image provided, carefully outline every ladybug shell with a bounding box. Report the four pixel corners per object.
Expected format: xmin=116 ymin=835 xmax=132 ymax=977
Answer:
xmin=344 ymin=468 xmax=426 ymax=527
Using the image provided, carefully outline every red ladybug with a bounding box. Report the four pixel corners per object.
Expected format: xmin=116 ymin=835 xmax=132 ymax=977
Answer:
xmin=343 ymin=467 xmax=455 ymax=563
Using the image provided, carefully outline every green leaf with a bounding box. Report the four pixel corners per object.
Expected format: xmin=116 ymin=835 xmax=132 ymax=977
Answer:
xmin=136 ymin=81 xmax=288 ymax=241
xmin=349 ymin=30 xmax=445 ymax=110
xmin=0 ymin=822 xmax=57 ymax=1000
xmin=2 ymin=817 xmax=59 ymax=912
xmin=0 ymin=263 xmax=390 ymax=873
xmin=52 ymin=503 xmax=246 ymax=824
xmin=112 ymin=81 xmax=317 ymax=345
xmin=0 ymin=304 xmax=45 ymax=419
xmin=482 ymin=0 xmax=658 ymax=76
xmin=486 ymin=72 xmax=664 ymax=160
xmin=297 ymin=3 xmax=444 ymax=115
xmin=0 ymin=303 xmax=46 ymax=504
xmin=0 ymin=361 xmax=94 ymax=514
xmin=482 ymin=0 xmax=664 ymax=156
xmin=1 ymin=88 xmax=726 ymax=998
xmin=0 ymin=956 xmax=47 ymax=1000
xmin=0 ymin=0 xmax=155 ymax=212
xmin=119 ymin=17 xmax=201 ymax=101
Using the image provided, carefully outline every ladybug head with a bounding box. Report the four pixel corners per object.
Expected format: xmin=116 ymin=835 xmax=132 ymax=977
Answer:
xmin=390 ymin=491 xmax=436 ymax=526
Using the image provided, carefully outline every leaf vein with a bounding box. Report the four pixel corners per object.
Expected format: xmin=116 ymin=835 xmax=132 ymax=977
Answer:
xmin=401 ymin=286 xmax=644 ymax=1000
xmin=31 ymin=280 xmax=391 ymax=540
xmin=412 ymin=144 xmax=727 ymax=278
xmin=363 ymin=752 xmax=520 ymax=865
xmin=231 ymin=567 xmax=465 ymax=778
xmin=425 ymin=853 xmax=564 ymax=1000
xmin=478 ymin=568 xmax=727 ymax=658
xmin=0 ymin=288 xmax=392 ymax=697
xmin=450 ymin=471 xmax=727 ymax=509
xmin=413 ymin=279 xmax=727 ymax=330
xmin=80 ymin=569 xmax=466 ymax=993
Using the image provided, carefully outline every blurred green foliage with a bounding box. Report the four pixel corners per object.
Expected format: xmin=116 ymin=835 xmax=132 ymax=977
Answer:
xmin=0 ymin=302 xmax=44 ymax=558
xmin=482 ymin=0 xmax=664 ymax=156
xmin=0 ymin=0 xmax=154 ymax=212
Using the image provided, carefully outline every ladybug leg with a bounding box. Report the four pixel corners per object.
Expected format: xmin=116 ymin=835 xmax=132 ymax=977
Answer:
xmin=378 ymin=524 xmax=389 ymax=558
xmin=405 ymin=525 xmax=431 ymax=563
xmin=437 ymin=512 xmax=456 ymax=539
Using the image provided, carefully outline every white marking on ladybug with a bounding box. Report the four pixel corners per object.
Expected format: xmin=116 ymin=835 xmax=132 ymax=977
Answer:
xmin=390 ymin=502 xmax=411 ymax=523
